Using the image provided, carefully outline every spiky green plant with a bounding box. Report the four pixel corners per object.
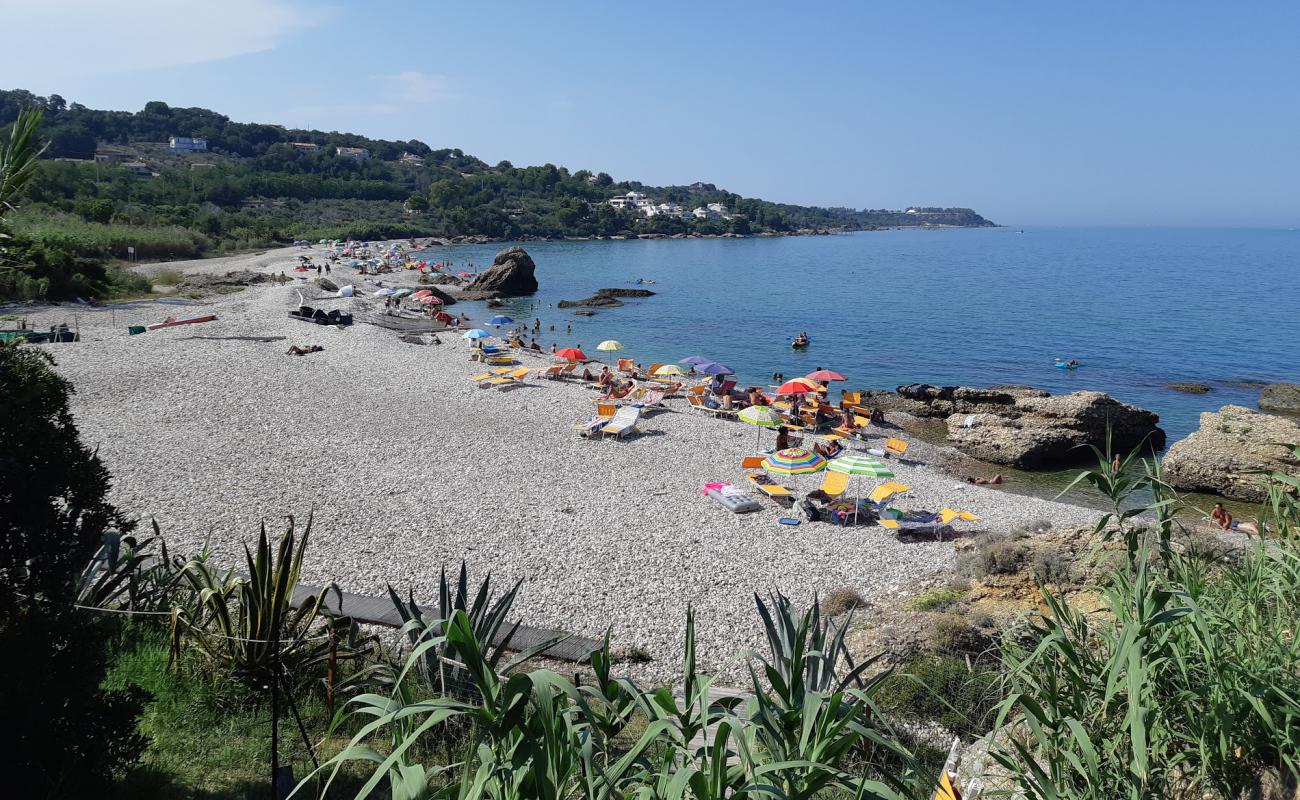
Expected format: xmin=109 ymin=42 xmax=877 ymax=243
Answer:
xmin=173 ymin=514 xmax=369 ymax=687
xmin=0 ymin=107 xmax=45 ymax=230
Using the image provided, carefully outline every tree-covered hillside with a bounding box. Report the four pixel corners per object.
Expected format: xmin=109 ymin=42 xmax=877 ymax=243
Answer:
xmin=0 ymin=89 xmax=994 ymax=299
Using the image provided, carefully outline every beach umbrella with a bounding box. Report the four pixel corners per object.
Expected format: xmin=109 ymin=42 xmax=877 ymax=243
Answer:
xmin=775 ymin=379 xmax=821 ymax=395
xmin=829 ymin=455 xmax=895 ymax=523
xmin=411 ymin=289 xmax=431 ymax=299
xmin=375 ymin=287 xmax=397 ymax=296
xmin=337 ymin=285 xmax=355 ymax=298
xmin=680 ymin=355 xmax=715 ymax=366
xmin=696 ymin=360 xmax=734 ymax=375
xmin=739 ymin=405 xmax=782 ymax=450
xmin=417 ymin=295 xmax=442 ymax=304
xmin=654 ymin=364 xmax=685 ymax=376
xmin=806 ymin=369 xmax=846 ymax=382
xmin=596 ymin=340 xmax=624 ymax=364
xmin=762 ymin=447 xmax=827 ymax=476
xmin=555 ymin=347 xmax=587 ymax=361
xmin=462 ymin=329 xmax=490 ymax=339
xmin=458 ymin=271 xmax=473 ymax=278
xmin=392 ymin=288 xmax=412 ymax=297
xmin=487 ymin=315 xmax=514 ymax=326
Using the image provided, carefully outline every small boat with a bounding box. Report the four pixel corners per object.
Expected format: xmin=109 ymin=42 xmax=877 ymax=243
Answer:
xmin=288 ymin=305 xmax=352 ymax=326
xmin=791 ymin=336 xmax=810 ymax=350
xmin=146 ymin=314 xmax=216 ymax=331
xmin=1053 ymin=359 xmax=1080 ymax=370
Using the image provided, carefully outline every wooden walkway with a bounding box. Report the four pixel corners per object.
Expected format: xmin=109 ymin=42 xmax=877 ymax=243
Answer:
xmin=292 ymin=582 xmax=602 ymax=664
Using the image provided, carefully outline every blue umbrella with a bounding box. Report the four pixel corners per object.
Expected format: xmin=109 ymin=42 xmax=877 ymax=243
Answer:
xmin=697 ymin=361 xmax=734 ymax=375
xmin=487 ymin=315 xmax=514 ymax=325
xmin=461 ymin=329 xmax=490 ymax=339
xmin=681 ymin=355 xmax=715 ymax=366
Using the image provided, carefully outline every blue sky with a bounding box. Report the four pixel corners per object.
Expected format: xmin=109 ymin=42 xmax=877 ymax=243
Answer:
xmin=6 ymin=1 xmax=1299 ymax=226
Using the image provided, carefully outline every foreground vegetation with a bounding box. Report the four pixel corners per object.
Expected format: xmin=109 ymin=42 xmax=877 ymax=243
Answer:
xmin=4 ymin=341 xmax=1298 ymax=798
xmin=0 ymin=88 xmax=993 ymax=301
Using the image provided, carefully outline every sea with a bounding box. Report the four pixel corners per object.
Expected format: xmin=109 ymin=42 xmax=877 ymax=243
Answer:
xmin=416 ymin=226 xmax=1300 ymax=445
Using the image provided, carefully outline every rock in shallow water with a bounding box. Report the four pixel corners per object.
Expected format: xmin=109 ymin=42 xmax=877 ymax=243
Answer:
xmin=1163 ymin=405 xmax=1300 ymax=501
xmin=1259 ymin=382 xmax=1300 ymax=414
xmin=1169 ymin=382 xmax=1212 ymax=394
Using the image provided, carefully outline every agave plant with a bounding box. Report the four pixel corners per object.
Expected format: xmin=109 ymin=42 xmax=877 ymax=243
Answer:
xmin=76 ymin=519 xmax=199 ymax=613
xmin=387 ymin=561 xmax=545 ymax=698
xmin=173 ymin=514 xmax=369 ymax=686
xmin=0 ymin=107 xmax=45 ymax=229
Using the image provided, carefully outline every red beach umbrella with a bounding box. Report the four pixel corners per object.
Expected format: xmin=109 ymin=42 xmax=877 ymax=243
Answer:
xmin=775 ymin=379 xmax=822 ymax=395
xmin=417 ymin=295 xmax=443 ymax=304
xmin=554 ymin=347 xmax=588 ymax=361
xmin=806 ymin=369 xmax=846 ymax=382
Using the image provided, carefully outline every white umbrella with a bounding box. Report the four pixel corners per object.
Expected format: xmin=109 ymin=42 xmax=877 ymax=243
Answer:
xmin=738 ymin=405 xmax=783 ymax=451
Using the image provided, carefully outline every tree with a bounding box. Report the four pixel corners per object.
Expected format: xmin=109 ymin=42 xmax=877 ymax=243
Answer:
xmin=0 ymin=107 xmax=46 ymax=226
xmin=405 ymin=192 xmax=429 ymax=212
xmin=0 ymin=344 xmax=146 ymax=796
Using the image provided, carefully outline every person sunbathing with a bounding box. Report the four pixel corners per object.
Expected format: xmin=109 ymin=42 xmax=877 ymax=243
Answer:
xmin=601 ymin=381 xmax=632 ymax=400
xmin=581 ymin=366 xmax=596 ymax=382
xmin=813 ymin=439 xmax=843 ymax=459
xmin=1211 ymin=502 xmax=1259 ymax=534
xmin=286 ymin=345 xmax=324 ymax=356
xmin=660 ymin=381 xmax=683 ymax=396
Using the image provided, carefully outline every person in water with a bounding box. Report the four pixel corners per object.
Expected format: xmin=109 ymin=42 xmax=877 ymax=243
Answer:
xmin=1210 ymin=502 xmax=1259 ymax=534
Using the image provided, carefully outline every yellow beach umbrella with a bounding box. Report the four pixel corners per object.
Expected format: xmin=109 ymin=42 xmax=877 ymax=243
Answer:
xmin=596 ymin=340 xmax=624 ymax=364
xmin=654 ymin=364 xmax=685 ymax=376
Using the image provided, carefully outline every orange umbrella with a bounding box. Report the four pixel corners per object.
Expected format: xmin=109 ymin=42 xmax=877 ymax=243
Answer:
xmin=554 ymin=347 xmax=588 ymax=361
xmin=775 ymin=378 xmax=823 ymax=395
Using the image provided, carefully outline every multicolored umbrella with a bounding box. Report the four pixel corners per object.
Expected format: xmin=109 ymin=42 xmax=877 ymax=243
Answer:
xmin=461 ymin=329 xmax=490 ymax=339
xmin=555 ymin=347 xmax=587 ymax=361
xmin=739 ymin=405 xmax=783 ymax=450
xmin=487 ymin=315 xmax=514 ymax=325
xmin=806 ymin=369 xmax=846 ymax=382
xmin=762 ymin=447 xmax=827 ymax=476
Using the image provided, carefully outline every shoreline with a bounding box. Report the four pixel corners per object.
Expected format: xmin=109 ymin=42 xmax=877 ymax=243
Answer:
xmin=12 ymin=263 xmax=1100 ymax=682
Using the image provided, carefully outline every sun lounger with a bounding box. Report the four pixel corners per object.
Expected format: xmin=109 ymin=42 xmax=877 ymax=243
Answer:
xmin=818 ymin=471 xmax=850 ymax=499
xmin=635 ymin=388 xmax=667 ymax=413
xmin=746 ymin=473 xmax=793 ymax=503
xmin=541 ymin=364 xmax=565 ymax=380
xmin=601 ymin=406 xmax=642 ymax=439
xmin=559 ymin=363 xmax=579 ymax=378
xmin=594 ymin=403 xmax=618 ymax=419
xmin=885 ymin=437 xmax=909 ymax=458
xmin=470 ymin=367 xmax=513 ymax=383
xmin=488 ymin=367 xmax=529 ymax=388
xmin=574 ymin=415 xmax=609 ymax=436
xmin=741 ymin=455 xmax=765 ymax=470
xmin=708 ymin=485 xmax=763 ymax=514
xmin=617 ymin=358 xmax=636 ymax=375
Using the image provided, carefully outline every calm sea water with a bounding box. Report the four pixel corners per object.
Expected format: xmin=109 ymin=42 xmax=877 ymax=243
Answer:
xmin=417 ymin=227 xmax=1300 ymax=443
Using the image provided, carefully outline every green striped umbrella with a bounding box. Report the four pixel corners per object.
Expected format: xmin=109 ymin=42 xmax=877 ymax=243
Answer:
xmin=739 ymin=405 xmax=782 ymax=450
xmin=828 ymin=455 xmax=894 ymax=524
xmin=827 ymin=455 xmax=894 ymax=477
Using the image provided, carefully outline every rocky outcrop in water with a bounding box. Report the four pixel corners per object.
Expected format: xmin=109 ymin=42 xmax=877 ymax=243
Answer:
xmin=1259 ymin=382 xmax=1300 ymax=414
xmin=458 ymin=247 xmax=538 ymax=299
xmin=1162 ymin=405 xmax=1300 ymax=501
xmin=862 ymin=385 xmax=1164 ymax=469
xmin=557 ymin=288 xmax=656 ymax=309
xmin=1169 ymin=382 xmax=1212 ymax=394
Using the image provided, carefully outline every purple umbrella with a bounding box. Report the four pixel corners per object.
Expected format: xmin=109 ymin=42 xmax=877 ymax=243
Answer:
xmin=680 ymin=355 xmax=715 ymax=366
xmin=696 ymin=361 xmax=735 ymax=375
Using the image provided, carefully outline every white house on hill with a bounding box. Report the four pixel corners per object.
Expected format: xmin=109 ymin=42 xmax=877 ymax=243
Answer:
xmin=169 ymin=136 xmax=208 ymax=153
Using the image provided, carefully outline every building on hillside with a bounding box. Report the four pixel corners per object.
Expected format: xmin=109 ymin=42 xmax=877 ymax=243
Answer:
xmin=290 ymin=142 xmax=321 ymax=152
xmin=692 ymin=206 xmax=727 ymax=220
xmin=642 ymin=202 xmax=684 ymax=218
xmin=122 ymin=162 xmax=153 ymax=177
xmin=609 ymin=191 xmax=651 ymax=210
xmin=335 ymin=146 xmax=370 ymax=160
xmin=399 ymin=151 xmax=425 ymax=165
xmin=94 ymin=147 xmax=131 ymax=164
xmin=190 ymin=162 xmax=217 ymax=170
xmin=169 ymin=136 xmax=208 ymax=152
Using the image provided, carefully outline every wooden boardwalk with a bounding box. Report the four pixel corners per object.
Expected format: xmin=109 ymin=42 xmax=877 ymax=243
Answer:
xmin=292 ymin=582 xmax=602 ymax=664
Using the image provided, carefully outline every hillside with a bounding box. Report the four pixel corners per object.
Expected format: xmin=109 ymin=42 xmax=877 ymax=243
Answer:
xmin=0 ymin=89 xmax=995 ymax=299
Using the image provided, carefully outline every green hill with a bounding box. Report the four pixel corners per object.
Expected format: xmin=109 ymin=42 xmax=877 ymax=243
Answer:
xmin=0 ymin=88 xmax=995 ymax=299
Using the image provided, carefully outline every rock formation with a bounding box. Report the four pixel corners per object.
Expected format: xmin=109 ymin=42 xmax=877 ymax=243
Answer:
xmin=1259 ymin=382 xmax=1300 ymax=414
xmin=557 ymin=288 xmax=656 ymax=309
xmin=458 ymin=247 xmax=538 ymax=299
xmin=861 ymin=385 xmax=1164 ymax=469
xmin=1169 ymin=382 xmax=1212 ymax=394
xmin=1162 ymin=405 xmax=1300 ymax=501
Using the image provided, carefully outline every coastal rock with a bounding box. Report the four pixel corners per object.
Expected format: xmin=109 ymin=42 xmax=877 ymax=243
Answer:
xmin=460 ymin=247 xmax=538 ymax=299
xmin=1259 ymin=382 xmax=1300 ymax=414
xmin=1169 ymin=382 xmax=1212 ymax=394
xmin=1162 ymin=405 xmax=1300 ymax=502
xmin=418 ymin=286 xmax=457 ymax=306
xmin=318 ymin=277 xmax=339 ymax=292
xmin=944 ymin=391 xmax=1164 ymax=468
xmin=572 ymin=310 xmax=596 ymax=316
xmin=557 ymin=288 xmax=656 ymax=309
xmin=176 ymin=269 xmax=270 ymax=294
xmin=861 ymin=384 xmax=1047 ymax=418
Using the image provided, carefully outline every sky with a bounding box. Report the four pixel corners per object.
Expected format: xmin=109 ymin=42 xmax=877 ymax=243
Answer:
xmin=4 ymin=0 xmax=1299 ymax=226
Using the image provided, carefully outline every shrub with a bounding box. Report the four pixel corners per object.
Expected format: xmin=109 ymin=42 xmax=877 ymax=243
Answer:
xmin=926 ymin=612 xmax=995 ymax=655
xmin=150 ymin=267 xmax=185 ymax=286
xmin=822 ymin=586 xmax=867 ymax=616
xmin=1031 ymin=545 xmax=1077 ymax=585
xmin=960 ymin=533 xmax=1028 ymax=577
xmin=875 ymin=653 xmax=1002 ymax=737
xmin=907 ymin=587 xmax=964 ymax=611
xmin=0 ymin=343 xmax=146 ymax=794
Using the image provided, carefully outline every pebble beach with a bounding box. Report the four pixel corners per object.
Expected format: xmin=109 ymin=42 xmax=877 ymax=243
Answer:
xmin=11 ymin=244 xmax=1100 ymax=682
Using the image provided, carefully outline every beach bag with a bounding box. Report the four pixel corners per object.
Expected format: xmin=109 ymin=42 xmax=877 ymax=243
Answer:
xmin=800 ymin=499 xmax=821 ymax=522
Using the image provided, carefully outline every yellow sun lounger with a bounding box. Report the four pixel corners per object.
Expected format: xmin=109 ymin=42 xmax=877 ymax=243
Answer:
xmin=818 ymin=471 xmax=850 ymax=499
xmin=746 ymin=473 xmax=792 ymax=501
xmin=868 ymin=481 xmax=912 ymax=504
xmin=487 ymin=367 xmax=529 ymax=388
xmin=470 ymin=367 xmax=514 ymax=382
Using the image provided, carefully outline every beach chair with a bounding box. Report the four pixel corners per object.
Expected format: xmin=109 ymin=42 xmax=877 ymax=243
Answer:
xmin=574 ymin=415 xmax=609 ymax=437
xmin=636 ymin=388 xmax=667 ymax=413
xmin=594 ymin=403 xmax=618 ymax=419
xmin=617 ymin=358 xmax=636 ymax=375
xmin=601 ymin=406 xmax=642 ymax=439
xmin=818 ymin=471 xmax=850 ymax=500
xmin=885 ymin=437 xmax=909 ymax=458
xmin=488 ymin=367 xmax=529 ymax=389
xmin=560 ymin=363 xmax=579 ymax=378
xmin=741 ymin=456 xmax=765 ymax=470
xmin=469 ymin=372 xmax=493 ymax=382
xmin=687 ymin=385 xmax=708 ymax=397
xmin=688 ymin=395 xmax=712 ymax=416
xmin=541 ymin=364 xmax=564 ymax=380
xmin=486 ymin=355 xmax=515 ymax=366
xmin=841 ymin=390 xmax=871 ymax=416
xmin=470 ymin=367 xmax=512 ymax=383
xmin=645 ymin=363 xmax=664 ymax=379
xmin=868 ymin=481 xmax=912 ymax=506
xmin=746 ymin=473 xmax=793 ymax=504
